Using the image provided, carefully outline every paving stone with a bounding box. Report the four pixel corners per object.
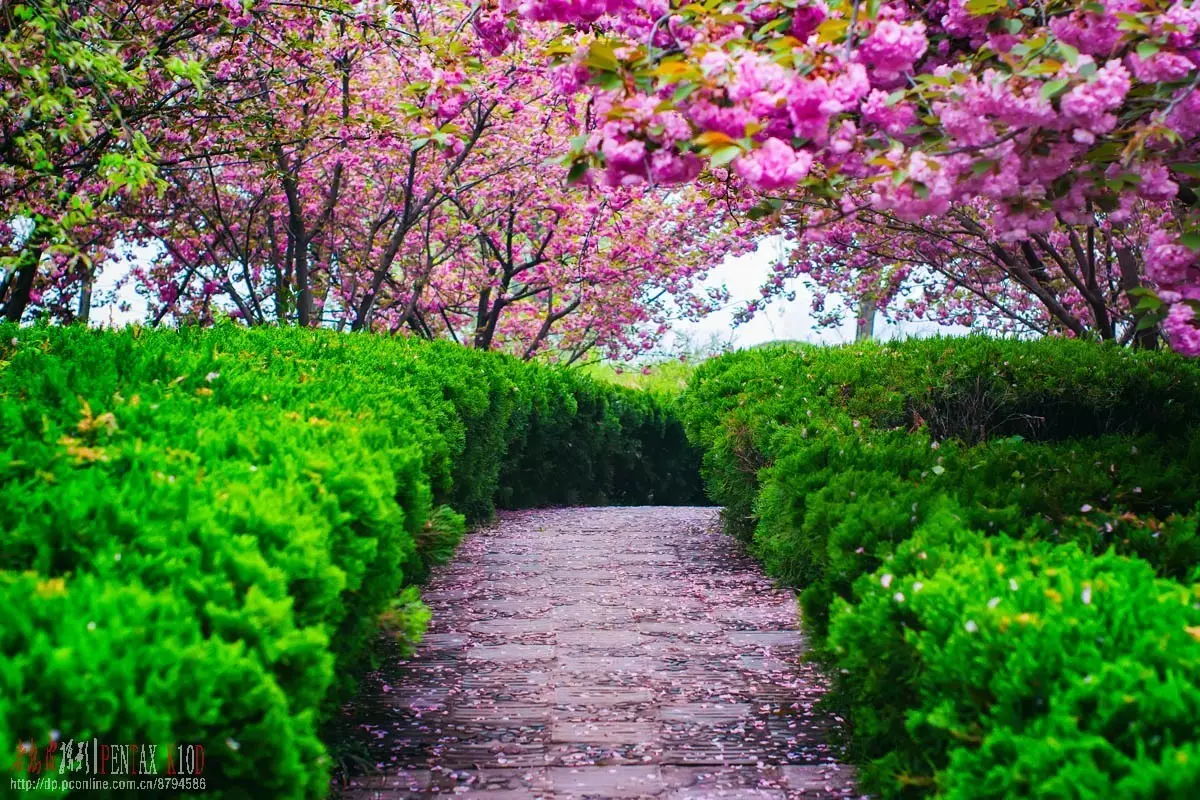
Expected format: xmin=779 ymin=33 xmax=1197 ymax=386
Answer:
xmin=727 ymin=631 xmax=806 ymax=648
xmin=659 ymin=702 xmax=752 ymax=724
xmin=661 ymin=765 xmax=786 ymax=792
xmin=419 ymin=632 xmax=469 ymax=649
xmin=558 ymin=655 xmax=661 ymax=675
xmin=476 ymin=599 xmax=553 ymax=616
xmin=548 ymin=766 xmax=665 ymax=797
xmin=466 ymin=644 xmax=556 ymax=662
xmin=780 ymin=764 xmax=860 ymax=795
xmin=438 ymin=739 xmax=549 ymax=769
xmin=336 ymin=507 xmax=861 ymax=799
xmin=454 ymin=702 xmax=551 ymax=726
xmin=550 ymin=603 xmax=633 ymax=625
xmin=636 ymin=621 xmax=723 ymax=636
xmin=550 ymin=720 xmax=659 ymax=745
xmin=624 ymin=595 xmax=703 ymax=610
xmin=610 ymin=552 xmax=680 ymax=564
xmin=420 ymin=588 xmax=477 ymax=602
xmin=556 ymin=629 xmax=645 ymax=648
xmin=553 ymin=685 xmax=655 ymax=706
xmin=665 ymin=789 xmax=785 ymax=800
xmin=468 ymin=617 xmax=560 ymax=635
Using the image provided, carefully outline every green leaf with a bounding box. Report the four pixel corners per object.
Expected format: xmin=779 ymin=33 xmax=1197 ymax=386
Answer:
xmin=1181 ymin=232 xmax=1200 ymax=252
xmin=1058 ymin=42 xmax=1080 ymax=65
xmin=1136 ymin=312 xmax=1166 ymax=331
xmin=672 ymin=82 xmax=698 ymax=104
xmin=931 ymin=465 xmax=946 ymax=475
xmin=964 ymin=0 xmax=1006 ymax=15
xmin=1040 ymin=78 xmax=1070 ymax=100
xmin=1132 ymin=294 xmax=1164 ymax=313
xmin=1169 ymin=162 xmax=1200 ymax=178
xmin=584 ymin=42 xmax=619 ymax=72
xmin=1136 ymin=41 xmax=1160 ymax=60
xmin=971 ymin=159 xmax=998 ymax=177
xmin=566 ymin=161 xmax=589 ymax=184
xmin=591 ymin=72 xmax=623 ymax=91
xmin=710 ymin=145 xmax=742 ymax=168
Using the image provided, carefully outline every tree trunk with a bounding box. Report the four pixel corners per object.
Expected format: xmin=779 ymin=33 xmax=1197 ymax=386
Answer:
xmin=2 ymin=234 xmax=45 ymax=322
xmin=1116 ymin=247 xmax=1159 ymax=350
xmin=855 ymin=298 xmax=876 ymax=342
xmin=77 ymin=265 xmax=93 ymax=324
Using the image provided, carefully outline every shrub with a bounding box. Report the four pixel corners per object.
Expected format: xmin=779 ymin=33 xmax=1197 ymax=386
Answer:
xmin=678 ymin=336 xmax=1200 ymax=797
xmin=0 ymin=323 xmax=703 ymax=798
xmin=680 ymin=337 xmax=1200 ymax=615
xmin=829 ymin=503 xmax=1200 ymax=798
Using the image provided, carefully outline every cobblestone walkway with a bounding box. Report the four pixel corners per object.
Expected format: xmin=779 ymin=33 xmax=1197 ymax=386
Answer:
xmin=339 ymin=507 xmax=861 ymax=799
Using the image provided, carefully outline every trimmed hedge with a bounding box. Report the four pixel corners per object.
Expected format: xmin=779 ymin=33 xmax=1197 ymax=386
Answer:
xmin=678 ymin=336 xmax=1200 ymax=797
xmin=830 ymin=501 xmax=1200 ymax=799
xmin=0 ymin=323 xmax=703 ymax=798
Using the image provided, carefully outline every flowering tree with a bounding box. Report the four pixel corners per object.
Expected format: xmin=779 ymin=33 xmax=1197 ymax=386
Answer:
xmin=497 ymin=0 xmax=1200 ymax=354
xmin=0 ymin=0 xmax=414 ymax=325
xmin=0 ymin=0 xmax=232 ymax=321
xmin=116 ymin=0 xmax=502 ymax=330
xmin=739 ymin=196 xmax=1161 ymax=346
xmin=86 ymin=4 xmax=751 ymax=359
xmin=423 ymin=174 xmax=744 ymax=361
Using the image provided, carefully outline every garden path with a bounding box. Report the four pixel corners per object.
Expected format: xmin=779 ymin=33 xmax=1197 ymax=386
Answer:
xmin=339 ymin=506 xmax=861 ymax=799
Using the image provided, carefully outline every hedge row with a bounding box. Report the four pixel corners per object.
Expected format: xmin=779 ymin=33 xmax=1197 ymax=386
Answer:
xmin=0 ymin=323 xmax=703 ymax=798
xmin=678 ymin=336 xmax=1200 ymax=797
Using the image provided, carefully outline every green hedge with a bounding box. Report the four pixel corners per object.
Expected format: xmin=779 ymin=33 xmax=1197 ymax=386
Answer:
xmin=830 ymin=501 xmax=1200 ymax=799
xmin=678 ymin=336 xmax=1200 ymax=797
xmin=0 ymin=323 xmax=703 ymax=798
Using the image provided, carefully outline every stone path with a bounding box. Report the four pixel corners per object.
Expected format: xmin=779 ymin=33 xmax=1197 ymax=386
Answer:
xmin=338 ymin=507 xmax=862 ymax=799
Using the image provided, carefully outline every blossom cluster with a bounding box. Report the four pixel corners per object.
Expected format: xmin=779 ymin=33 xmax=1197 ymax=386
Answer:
xmin=489 ymin=0 xmax=1200 ymax=353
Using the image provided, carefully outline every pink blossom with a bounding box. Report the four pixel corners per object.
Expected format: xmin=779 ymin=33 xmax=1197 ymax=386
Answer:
xmin=1146 ymin=228 xmax=1198 ymax=285
xmin=857 ymin=20 xmax=929 ymax=78
xmin=734 ymin=138 xmax=813 ymax=191
xmin=1059 ymin=60 xmax=1130 ymax=136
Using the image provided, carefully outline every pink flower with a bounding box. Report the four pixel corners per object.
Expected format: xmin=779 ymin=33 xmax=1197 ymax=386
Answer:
xmin=1125 ymin=50 xmax=1195 ymax=83
xmin=649 ymin=151 xmax=702 ymax=184
xmin=473 ymin=9 xmax=518 ymax=56
xmin=1059 ymin=60 xmax=1130 ymax=136
xmin=857 ymin=20 xmax=929 ymax=78
xmin=791 ymin=2 xmax=827 ymax=39
xmin=734 ymin=138 xmax=813 ymax=191
xmin=862 ymin=90 xmax=917 ymax=137
xmin=1146 ymin=228 xmax=1198 ymax=285
xmin=1163 ymin=301 xmax=1200 ymax=356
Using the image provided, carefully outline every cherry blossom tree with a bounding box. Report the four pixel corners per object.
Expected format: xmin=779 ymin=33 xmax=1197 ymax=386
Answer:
xmin=85 ymin=3 xmax=754 ymax=359
xmin=118 ymin=0 xmax=500 ymax=330
xmin=0 ymin=0 xmax=231 ymax=321
xmin=739 ymin=195 xmax=1162 ymax=347
xmin=0 ymin=0 xmax=403 ymax=323
xmin=423 ymin=174 xmax=744 ymax=361
xmin=497 ymin=0 xmax=1200 ymax=354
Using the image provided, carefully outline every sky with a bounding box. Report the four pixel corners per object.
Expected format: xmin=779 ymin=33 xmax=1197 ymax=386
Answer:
xmin=668 ymin=235 xmax=969 ymax=355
